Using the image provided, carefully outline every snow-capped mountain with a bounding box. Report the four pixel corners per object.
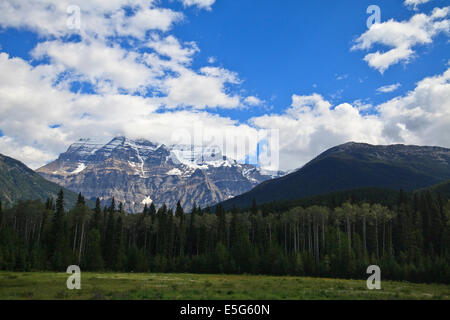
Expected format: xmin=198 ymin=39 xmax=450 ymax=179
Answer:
xmin=37 ymin=136 xmax=283 ymax=212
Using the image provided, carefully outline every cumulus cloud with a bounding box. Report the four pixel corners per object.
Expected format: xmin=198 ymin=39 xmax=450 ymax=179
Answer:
xmin=0 ymin=0 xmax=257 ymax=170
xmin=352 ymin=7 xmax=450 ymax=73
xmin=0 ymin=52 xmax=252 ymax=168
xmin=404 ymin=0 xmax=433 ymax=10
xmin=377 ymin=83 xmax=402 ymax=93
xmin=179 ymin=0 xmax=216 ymax=11
xmin=32 ymin=40 xmax=158 ymax=94
xmin=146 ymin=35 xmax=199 ymax=65
xmin=244 ymin=96 xmax=263 ymax=106
xmin=377 ymin=67 xmax=450 ymax=146
xmin=250 ymin=94 xmax=386 ymax=169
xmin=163 ymin=67 xmax=241 ymax=109
xmin=1 ymin=49 xmax=449 ymax=171
xmin=0 ymin=0 xmax=183 ymax=39
xmin=0 ymin=0 xmax=243 ymax=104
xmin=249 ymin=66 xmax=450 ymax=170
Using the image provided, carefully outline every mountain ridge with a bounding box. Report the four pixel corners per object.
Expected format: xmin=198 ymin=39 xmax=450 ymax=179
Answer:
xmin=37 ymin=136 xmax=283 ymax=212
xmin=0 ymin=153 xmax=81 ymax=208
xmin=220 ymin=142 xmax=450 ymax=209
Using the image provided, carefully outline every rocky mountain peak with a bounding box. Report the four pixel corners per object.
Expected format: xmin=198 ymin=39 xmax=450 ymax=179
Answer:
xmin=37 ymin=136 xmax=283 ymax=212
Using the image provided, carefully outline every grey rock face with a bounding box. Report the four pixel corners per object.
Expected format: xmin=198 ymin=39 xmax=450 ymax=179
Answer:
xmin=37 ymin=137 xmax=282 ymax=212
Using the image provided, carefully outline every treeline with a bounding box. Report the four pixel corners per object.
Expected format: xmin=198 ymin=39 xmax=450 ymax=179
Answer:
xmin=0 ymin=190 xmax=449 ymax=283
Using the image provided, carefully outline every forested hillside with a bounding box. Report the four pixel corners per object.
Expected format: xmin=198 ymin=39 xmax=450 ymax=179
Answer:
xmin=0 ymin=153 xmax=82 ymax=209
xmin=222 ymin=143 xmax=450 ymax=209
xmin=0 ymin=188 xmax=449 ymax=284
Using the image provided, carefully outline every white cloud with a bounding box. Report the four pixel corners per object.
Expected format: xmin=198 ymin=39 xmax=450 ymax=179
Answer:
xmin=0 ymin=136 xmax=56 ymax=169
xmin=376 ymin=67 xmax=450 ymax=145
xmin=0 ymin=1 xmax=243 ymax=106
xmin=377 ymin=83 xmax=402 ymax=93
xmin=163 ymin=67 xmax=241 ymax=109
xmin=180 ymin=0 xmax=216 ymax=11
xmin=249 ymin=66 xmax=450 ymax=170
xmin=0 ymin=52 xmax=253 ymax=168
xmin=352 ymin=7 xmax=450 ymax=73
xmin=1 ymin=50 xmax=449 ymax=171
xmin=0 ymin=0 xmax=183 ymax=39
xmin=250 ymin=94 xmax=386 ymax=170
xmin=405 ymin=0 xmax=433 ymax=10
xmin=146 ymin=35 xmax=199 ymax=65
xmin=244 ymin=96 xmax=263 ymax=106
xmin=32 ymin=40 xmax=157 ymax=94
xmin=336 ymin=74 xmax=349 ymax=81
xmin=0 ymin=0 xmax=254 ymax=171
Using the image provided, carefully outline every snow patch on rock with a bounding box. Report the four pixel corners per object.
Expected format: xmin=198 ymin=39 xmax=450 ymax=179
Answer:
xmin=141 ymin=196 xmax=153 ymax=205
xmin=71 ymin=163 xmax=86 ymax=174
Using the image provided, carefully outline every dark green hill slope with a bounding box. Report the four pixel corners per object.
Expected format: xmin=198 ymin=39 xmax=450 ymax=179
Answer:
xmin=221 ymin=142 xmax=450 ymax=210
xmin=420 ymin=179 xmax=450 ymax=199
xmin=0 ymin=153 xmax=80 ymax=208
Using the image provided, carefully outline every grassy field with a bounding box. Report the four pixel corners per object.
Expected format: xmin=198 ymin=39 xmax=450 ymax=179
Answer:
xmin=0 ymin=271 xmax=449 ymax=300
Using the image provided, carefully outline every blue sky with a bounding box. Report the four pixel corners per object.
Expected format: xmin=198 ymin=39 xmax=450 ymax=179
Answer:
xmin=163 ymin=0 xmax=448 ymax=119
xmin=0 ymin=0 xmax=448 ymax=170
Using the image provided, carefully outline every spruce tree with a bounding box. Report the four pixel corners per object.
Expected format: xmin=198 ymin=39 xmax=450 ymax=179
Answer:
xmin=45 ymin=197 xmax=54 ymax=211
xmin=176 ymin=201 xmax=184 ymax=220
xmin=0 ymin=199 xmax=2 ymax=229
xmin=109 ymin=197 xmax=116 ymax=214
xmin=51 ymin=189 xmax=66 ymax=270
xmin=104 ymin=209 xmax=115 ymax=268
xmin=143 ymin=204 xmax=148 ymax=216
xmin=216 ymin=204 xmax=226 ymax=245
xmin=175 ymin=201 xmax=185 ymax=256
xmin=149 ymin=203 xmax=156 ymax=220
xmin=85 ymin=229 xmax=104 ymax=271
xmin=77 ymin=192 xmax=85 ymax=205
xmin=251 ymin=198 xmax=258 ymax=216
xmin=113 ymin=216 xmax=126 ymax=271
xmin=92 ymin=198 xmax=101 ymax=230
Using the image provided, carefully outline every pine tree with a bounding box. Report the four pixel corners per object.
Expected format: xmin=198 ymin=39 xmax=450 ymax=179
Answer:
xmin=45 ymin=197 xmax=54 ymax=211
xmin=0 ymin=199 xmax=3 ymax=228
xmin=251 ymin=198 xmax=258 ymax=216
xmin=176 ymin=201 xmax=184 ymax=219
xmin=85 ymin=229 xmax=104 ymax=270
xmin=92 ymin=198 xmax=101 ymax=230
xmin=77 ymin=192 xmax=85 ymax=205
xmin=230 ymin=205 xmax=239 ymax=248
xmin=149 ymin=203 xmax=156 ymax=220
xmin=143 ymin=204 xmax=148 ymax=216
xmin=175 ymin=201 xmax=185 ymax=256
xmin=216 ymin=204 xmax=226 ymax=245
xmin=187 ymin=206 xmax=197 ymax=256
xmin=109 ymin=197 xmax=116 ymax=214
xmin=50 ymin=189 xmax=67 ymax=270
xmin=113 ymin=216 xmax=127 ymax=271
xmin=251 ymin=199 xmax=258 ymax=244
xmin=103 ymin=208 xmax=115 ymax=268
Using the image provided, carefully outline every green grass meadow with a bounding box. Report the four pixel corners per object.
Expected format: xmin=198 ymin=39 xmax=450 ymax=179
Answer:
xmin=0 ymin=271 xmax=448 ymax=300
